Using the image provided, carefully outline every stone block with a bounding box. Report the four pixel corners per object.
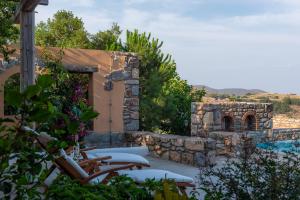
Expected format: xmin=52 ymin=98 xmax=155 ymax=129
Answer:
xmin=145 ymin=135 xmax=155 ymax=145
xmin=205 ymin=138 xmax=216 ymax=150
xmin=124 ymin=98 xmax=139 ymax=106
xmin=125 ymin=80 xmax=139 ymax=85
xmin=191 ymin=103 xmax=197 ymax=113
xmin=109 ymin=70 xmax=130 ymax=81
xmin=160 ymin=135 xmax=170 ymax=143
xmin=185 ymin=138 xmax=204 ymax=151
xmin=125 ymin=120 xmax=139 ymax=131
xmin=207 ymin=150 xmax=216 ymax=166
xmin=171 ymin=138 xmax=184 ymax=146
xmin=182 ymin=152 xmax=194 ymax=165
xmin=191 ymin=114 xmax=202 ymax=124
xmin=131 ymin=85 xmax=139 ymax=96
xmin=191 ymin=125 xmax=198 ymax=136
xmin=194 ymin=152 xmax=206 ymax=167
xmin=169 ymin=151 xmax=181 ymax=162
xmin=132 ymin=68 xmax=139 ymax=79
xmin=161 ymin=151 xmax=170 ymax=160
xmin=175 ymin=146 xmax=185 ymax=152
xmin=161 ymin=142 xmax=171 ymax=148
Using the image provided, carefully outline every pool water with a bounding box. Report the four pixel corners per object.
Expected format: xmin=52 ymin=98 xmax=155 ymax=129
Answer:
xmin=257 ymin=140 xmax=300 ymax=153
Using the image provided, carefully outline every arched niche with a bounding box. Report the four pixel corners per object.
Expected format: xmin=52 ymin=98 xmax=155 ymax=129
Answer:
xmin=222 ymin=115 xmax=234 ymax=131
xmin=242 ymin=111 xmax=258 ymax=131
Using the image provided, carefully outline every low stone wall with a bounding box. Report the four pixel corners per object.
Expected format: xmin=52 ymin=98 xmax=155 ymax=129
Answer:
xmin=209 ymin=129 xmax=300 ymax=156
xmin=209 ymin=131 xmax=270 ymax=156
xmin=125 ymin=132 xmax=216 ymax=167
xmin=273 ymin=115 xmax=300 ymax=129
xmin=272 ymin=128 xmax=300 ymax=140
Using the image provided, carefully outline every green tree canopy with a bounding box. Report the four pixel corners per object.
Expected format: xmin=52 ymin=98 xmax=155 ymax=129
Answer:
xmin=0 ymin=0 xmax=19 ymax=61
xmin=90 ymin=23 xmax=122 ymax=51
xmin=35 ymin=10 xmax=90 ymax=48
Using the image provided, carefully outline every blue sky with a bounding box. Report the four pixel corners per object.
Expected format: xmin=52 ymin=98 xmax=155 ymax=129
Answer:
xmin=36 ymin=0 xmax=300 ymax=94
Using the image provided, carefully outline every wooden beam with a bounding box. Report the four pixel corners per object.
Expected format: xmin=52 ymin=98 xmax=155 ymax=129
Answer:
xmin=20 ymin=11 xmax=35 ymax=91
xmin=64 ymin=65 xmax=99 ymax=73
xmin=22 ymin=0 xmax=41 ymax=12
xmin=14 ymin=0 xmax=49 ymax=23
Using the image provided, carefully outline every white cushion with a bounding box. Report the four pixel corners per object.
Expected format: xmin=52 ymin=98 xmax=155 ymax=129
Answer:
xmin=87 ymin=146 xmax=149 ymax=156
xmin=60 ymin=149 xmax=89 ymax=178
xmin=86 ymin=152 xmax=150 ymax=165
xmin=118 ymin=169 xmax=194 ymax=183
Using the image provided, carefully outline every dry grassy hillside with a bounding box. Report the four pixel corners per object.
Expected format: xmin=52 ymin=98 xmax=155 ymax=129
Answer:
xmin=204 ymin=92 xmax=300 ymax=118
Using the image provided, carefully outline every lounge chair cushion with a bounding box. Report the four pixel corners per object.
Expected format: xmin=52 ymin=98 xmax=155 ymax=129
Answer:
xmin=86 ymin=152 xmax=150 ymax=165
xmin=119 ymin=169 xmax=194 ymax=183
xmin=90 ymin=169 xmax=194 ymax=184
xmin=60 ymin=149 xmax=89 ymax=178
xmin=86 ymin=146 xmax=149 ymax=156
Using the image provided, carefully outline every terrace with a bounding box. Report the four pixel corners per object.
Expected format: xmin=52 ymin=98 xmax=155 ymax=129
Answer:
xmin=1 ymin=0 xmax=300 ymax=199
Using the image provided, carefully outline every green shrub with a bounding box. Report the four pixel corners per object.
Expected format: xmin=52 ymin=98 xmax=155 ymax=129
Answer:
xmin=199 ymin=150 xmax=300 ymax=200
xmin=4 ymin=73 xmax=20 ymax=115
xmin=46 ymin=175 xmax=195 ymax=200
xmin=273 ymin=101 xmax=292 ymax=114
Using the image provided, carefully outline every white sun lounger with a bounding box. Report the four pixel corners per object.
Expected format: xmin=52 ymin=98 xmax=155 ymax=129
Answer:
xmin=58 ymin=150 xmax=194 ymax=190
xmin=83 ymin=147 xmax=150 ymax=167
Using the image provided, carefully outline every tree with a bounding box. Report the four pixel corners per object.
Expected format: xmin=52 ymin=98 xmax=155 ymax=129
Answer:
xmin=123 ymin=30 xmax=205 ymax=134
xmin=35 ymin=10 xmax=90 ymax=48
xmin=0 ymin=0 xmax=19 ymax=61
xmin=90 ymin=23 xmax=122 ymax=51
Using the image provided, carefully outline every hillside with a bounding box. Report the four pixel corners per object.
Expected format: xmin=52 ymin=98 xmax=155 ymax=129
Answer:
xmin=194 ymin=85 xmax=266 ymax=96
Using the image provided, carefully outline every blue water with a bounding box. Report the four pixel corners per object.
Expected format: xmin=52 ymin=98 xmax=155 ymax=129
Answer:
xmin=257 ymin=140 xmax=300 ymax=153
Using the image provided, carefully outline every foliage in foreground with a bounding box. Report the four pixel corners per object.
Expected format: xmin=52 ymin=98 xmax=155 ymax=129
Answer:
xmin=46 ymin=175 xmax=195 ymax=200
xmin=0 ymin=73 xmax=193 ymax=199
xmin=1 ymin=57 xmax=97 ymax=199
xmin=0 ymin=0 xmax=19 ymax=61
xmin=199 ymin=150 xmax=300 ymax=200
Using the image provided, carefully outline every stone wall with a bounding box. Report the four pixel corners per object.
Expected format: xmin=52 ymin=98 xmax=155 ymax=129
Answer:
xmin=126 ymin=131 xmax=216 ymax=167
xmin=191 ymin=102 xmax=273 ymax=137
xmin=272 ymin=128 xmax=300 ymax=140
xmin=273 ymin=115 xmax=300 ymax=129
xmin=209 ymin=131 xmax=270 ymax=156
xmin=209 ymin=129 xmax=300 ymax=156
xmin=122 ymin=54 xmax=139 ymax=132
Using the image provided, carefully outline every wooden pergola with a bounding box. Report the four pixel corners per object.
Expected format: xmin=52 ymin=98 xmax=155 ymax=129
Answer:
xmin=13 ymin=0 xmax=48 ymax=91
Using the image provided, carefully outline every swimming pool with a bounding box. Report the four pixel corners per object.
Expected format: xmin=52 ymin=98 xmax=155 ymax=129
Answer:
xmin=256 ymin=140 xmax=300 ymax=153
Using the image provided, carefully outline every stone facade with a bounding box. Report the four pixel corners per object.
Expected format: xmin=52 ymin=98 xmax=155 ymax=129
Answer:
xmin=126 ymin=131 xmax=216 ymax=167
xmin=107 ymin=52 xmax=140 ymax=132
xmin=191 ymin=102 xmax=273 ymax=137
xmin=273 ymin=115 xmax=300 ymax=129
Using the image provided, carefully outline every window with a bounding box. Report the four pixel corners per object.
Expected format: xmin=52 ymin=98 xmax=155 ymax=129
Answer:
xmin=222 ymin=116 xmax=234 ymax=131
xmin=244 ymin=115 xmax=256 ymax=131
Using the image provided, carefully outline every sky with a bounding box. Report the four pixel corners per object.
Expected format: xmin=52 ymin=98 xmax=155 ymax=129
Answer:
xmin=36 ymin=0 xmax=300 ymax=94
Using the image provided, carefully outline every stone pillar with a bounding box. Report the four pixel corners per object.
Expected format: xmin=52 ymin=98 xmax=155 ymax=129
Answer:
xmin=123 ymin=55 xmax=139 ymax=131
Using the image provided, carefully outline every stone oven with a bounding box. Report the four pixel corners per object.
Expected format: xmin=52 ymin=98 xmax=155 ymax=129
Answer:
xmin=191 ymin=102 xmax=273 ymax=137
